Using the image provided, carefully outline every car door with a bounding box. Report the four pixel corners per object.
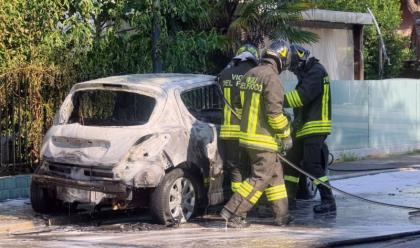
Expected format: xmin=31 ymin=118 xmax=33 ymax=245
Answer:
xmin=178 ymin=83 xmax=227 ymax=205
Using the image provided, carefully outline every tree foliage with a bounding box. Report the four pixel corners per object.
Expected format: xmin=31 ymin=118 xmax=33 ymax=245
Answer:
xmin=226 ymin=0 xmax=318 ymax=46
xmin=0 ymin=0 xmax=314 ymax=166
xmin=315 ymin=0 xmax=412 ymax=79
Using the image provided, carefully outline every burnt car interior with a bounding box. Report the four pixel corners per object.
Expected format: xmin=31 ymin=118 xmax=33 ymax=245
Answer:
xmin=68 ymin=90 xmax=156 ymax=126
xmin=181 ymin=85 xmax=223 ymax=124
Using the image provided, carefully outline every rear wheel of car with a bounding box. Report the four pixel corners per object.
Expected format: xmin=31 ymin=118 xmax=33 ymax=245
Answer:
xmin=150 ymin=168 xmax=202 ymax=225
xmin=30 ymin=181 xmax=62 ymax=214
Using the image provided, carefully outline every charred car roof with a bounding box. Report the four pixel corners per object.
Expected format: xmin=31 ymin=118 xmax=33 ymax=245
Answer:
xmin=72 ymin=74 xmax=217 ymax=93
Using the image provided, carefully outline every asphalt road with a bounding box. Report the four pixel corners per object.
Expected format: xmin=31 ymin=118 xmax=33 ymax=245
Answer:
xmin=1 ymin=168 xmax=420 ymax=248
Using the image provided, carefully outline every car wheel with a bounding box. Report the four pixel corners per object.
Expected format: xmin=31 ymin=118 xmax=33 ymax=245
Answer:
xmin=296 ymin=176 xmax=317 ymax=200
xmin=30 ymin=181 xmax=62 ymax=214
xmin=150 ymin=168 xmax=202 ymax=225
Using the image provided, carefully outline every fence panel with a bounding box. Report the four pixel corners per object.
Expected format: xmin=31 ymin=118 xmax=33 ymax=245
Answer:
xmin=284 ymin=79 xmax=420 ymax=153
xmin=368 ymin=79 xmax=419 ymax=148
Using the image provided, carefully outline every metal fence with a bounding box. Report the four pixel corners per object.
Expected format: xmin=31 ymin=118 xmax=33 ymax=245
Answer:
xmin=0 ymin=95 xmax=37 ymax=175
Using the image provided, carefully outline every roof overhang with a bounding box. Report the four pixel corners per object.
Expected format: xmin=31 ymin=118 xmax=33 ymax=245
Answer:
xmin=301 ymin=9 xmax=373 ymax=25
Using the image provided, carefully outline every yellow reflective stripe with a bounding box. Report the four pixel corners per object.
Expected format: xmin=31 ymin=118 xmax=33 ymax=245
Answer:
xmin=237 ymin=181 xmax=254 ymax=199
xmin=231 ymin=182 xmax=241 ymax=193
xmin=324 ymin=85 xmax=330 ymax=120
xmin=266 ymin=192 xmax=288 ymax=201
xmin=252 ymin=93 xmax=260 ymax=134
xmin=240 ymin=90 xmax=245 ymax=108
xmin=223 ymin=88 xmax=231 ymax=125
xmin=239 ymin=139 xmax=278 ymax=151
xmin=267 ymin=114 xmax=288 ymax=130
xmin=226 ymin=88 xmax=232 ymax=125
xmin=300 ymin=120 xmax=331 ymax=127
xmin=275 ymin=127 xmax=291 ymax=139
xmin=296 ymin=128 xmax=332 ymax=138
xmin=239 ymin=132 xmax=279 ymax=151
xmin=286 ymin=90 xmax=303 ymax=108
xmin=241 ymin=181 xmax=253 ymax=192
xmin=265 ymin=184 xmax=287 ymax=201
xmin=285 ymin=92 xmax=297 ymax=107
xmin=240 ymin=132 xmax=277 ymax=142
xmin=296 ymin=120 xmax=332 ymax=138
xmin=237 ymin=187 xmax=249 ymax=198
xmin=292 ymin=90 xmax=303 ymax=107
xmin=220 ymin=124 xmax=240 ymax=139
xmin=265 ymin=184 xmax=286 ymax=194
xmin=296 ymin=127 xmax=332 ymax=138
xmin=247 ymin=92 xmax=256 ymax=134
xmin=240 ymin=135 xmax=277 ymax=146
xmin=322 ymin=84 xmax=329 ymax=121
xmin=220 ymin=125 xmax=240 ymax=131
xmin=313 ymin=176 xmax=329 ymax=186
xmin=249 ymin=191 xmax=262 ymax=204
xmin=284 ymin=175 xmax=300 ymax=183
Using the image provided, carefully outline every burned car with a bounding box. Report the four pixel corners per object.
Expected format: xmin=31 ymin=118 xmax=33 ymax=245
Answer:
xmin=31 ymin=74 xmax=228 ymax=224
xmin=31 ymin=73 xmax=317 ymax=224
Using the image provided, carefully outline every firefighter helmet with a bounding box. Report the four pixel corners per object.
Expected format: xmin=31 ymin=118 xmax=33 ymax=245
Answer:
xmin=289 ymin=44 xmax=310 ymax=74
xmin=262 ymin=39 xmax=291 ymax=73
xmin=233 ymin=44 xmax=260 ymax=64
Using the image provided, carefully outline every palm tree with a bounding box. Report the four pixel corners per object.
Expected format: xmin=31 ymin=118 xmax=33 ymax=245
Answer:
xmin=210 ymin=0 xmax=318 ymax=48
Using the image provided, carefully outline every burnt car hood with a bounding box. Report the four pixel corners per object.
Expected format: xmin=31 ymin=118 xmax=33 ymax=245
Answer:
xmin=41 ymin=123 xmax=148 ymax=167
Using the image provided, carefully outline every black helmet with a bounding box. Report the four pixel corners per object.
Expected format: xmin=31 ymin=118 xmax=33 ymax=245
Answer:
xmin=262 ymin=39 xmax=290 ymax=73
xmin=234 ymin=44 xmax=260 ymax=64
xmin=289 ymin=44 xmax=310 ymax=74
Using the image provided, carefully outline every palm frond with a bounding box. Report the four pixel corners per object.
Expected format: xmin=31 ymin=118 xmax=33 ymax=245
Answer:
xmin=226 ymin=0 xmax=318 ymax=45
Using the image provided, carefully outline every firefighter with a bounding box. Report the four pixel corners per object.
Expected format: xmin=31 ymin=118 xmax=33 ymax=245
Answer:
xmin=283 ymin=44 xmax=336 ymax=213
xmin=218 ymin=44 xmax=260 ymax=194
xmin=220 ymin=39 xmax=293 ymax=228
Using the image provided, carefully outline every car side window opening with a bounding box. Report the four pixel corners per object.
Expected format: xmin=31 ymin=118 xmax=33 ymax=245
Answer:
xmin=181 ymin=84 xmax=223 ymax=124
xmin=68 ymin=90 xmax=156 ymax=126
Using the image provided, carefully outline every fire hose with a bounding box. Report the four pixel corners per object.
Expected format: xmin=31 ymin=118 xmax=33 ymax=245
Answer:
xmin=276 ymin=153 xmax=420 ymax=214
xmin=215 ymin=82 xmax=420 ymax=215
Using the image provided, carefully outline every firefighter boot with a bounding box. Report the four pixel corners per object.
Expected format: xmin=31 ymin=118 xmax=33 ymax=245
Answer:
xmin=270 ymin=197 xmax=293 ymax=226
xmin=220 ymin=208 xmax=250 ymax=228
xmin=274 ymin=214 xmax=294 ymax=226
xmin=313 ymin=184 xmax=336 ymax=214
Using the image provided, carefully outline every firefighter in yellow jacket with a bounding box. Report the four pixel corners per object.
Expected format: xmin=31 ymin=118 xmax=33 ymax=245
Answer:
xmin=220 ymin=40 xmax=293 ymax=228
xmin=283 ymin=44 xmax=336 ymax=213
xmin=218 ymin=44 xmax=260 ymax=194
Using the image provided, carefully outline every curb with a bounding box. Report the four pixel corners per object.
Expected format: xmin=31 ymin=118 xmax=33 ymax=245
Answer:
xmin=330 ymin=169 xmax=400 ymax=180
xmin=330 ymin=166 xmax=420 ymax=181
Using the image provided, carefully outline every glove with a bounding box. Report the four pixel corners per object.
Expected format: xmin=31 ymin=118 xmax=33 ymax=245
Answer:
xmin=281 ymin=135 xmax=293 ymax=151
xmin=275 ymin=128 xmax=293 ymax=152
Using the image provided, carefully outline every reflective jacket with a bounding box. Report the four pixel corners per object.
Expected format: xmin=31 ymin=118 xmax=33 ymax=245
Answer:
xmin=284 ymin=57 xmax=331 ymax=139
xmin=236 ymin=58 xmax=290 ymax=152
xmin=218 ymin=60 xmax=256 ymax=140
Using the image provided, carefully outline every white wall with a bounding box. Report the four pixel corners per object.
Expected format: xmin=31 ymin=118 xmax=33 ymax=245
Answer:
xmin=280 ymin=27 xmax=354 ymax=81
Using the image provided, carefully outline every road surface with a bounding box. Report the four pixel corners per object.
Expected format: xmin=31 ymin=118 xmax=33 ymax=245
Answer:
xmin=1 ymin=169 xmax=420 ymax=248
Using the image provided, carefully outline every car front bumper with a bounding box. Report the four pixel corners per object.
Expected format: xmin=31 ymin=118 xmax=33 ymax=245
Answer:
xmin=32 ymin=174 xmax=128 ymax=196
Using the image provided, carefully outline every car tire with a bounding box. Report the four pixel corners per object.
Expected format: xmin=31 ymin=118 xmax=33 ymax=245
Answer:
xmin=30 ymin=181 xmax=62 ymax=214
xmin=296 ymin=176 xmax=317 ymax=200
xmin=150 ymin=168 xmax=203 ymax=225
